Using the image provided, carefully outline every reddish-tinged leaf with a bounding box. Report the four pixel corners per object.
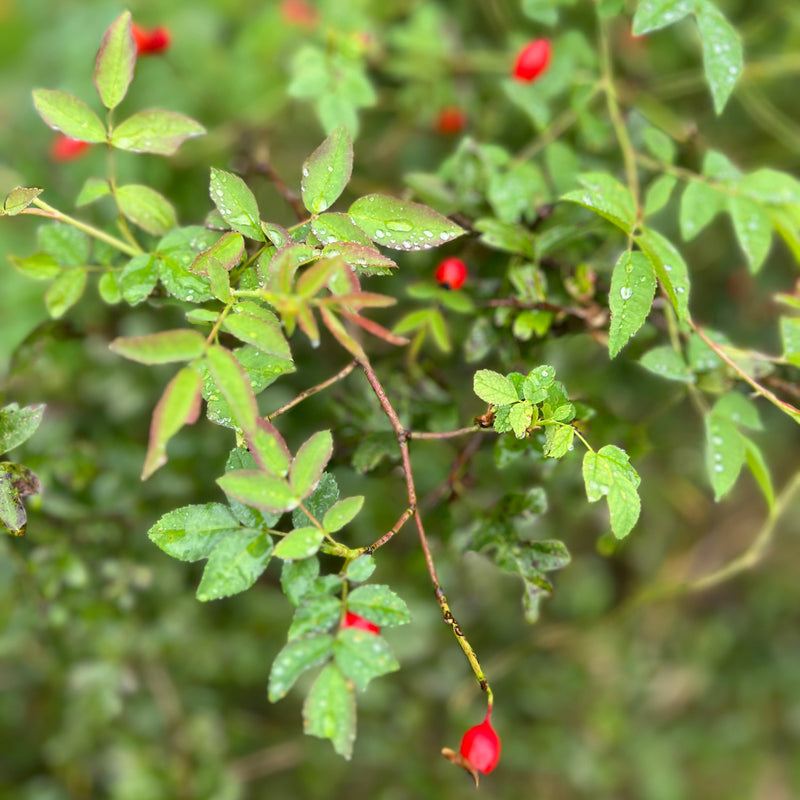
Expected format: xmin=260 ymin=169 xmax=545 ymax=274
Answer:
xmin=320 ymin=306 xmax=366 ymax=361
xmin=205 ymin=345 xmax=259 ymax=437
xmin=142 ymin=367 xmax=203 ymax=479
xmin=94 ymin=11 xmax=136 ymax=110
xmin=246 ymin=417 xmax=292 ymax=477
xmin=110 ymin=329 xmax=207 ymax=364
xmin=339 ymin=310 xmax=409 ymax=346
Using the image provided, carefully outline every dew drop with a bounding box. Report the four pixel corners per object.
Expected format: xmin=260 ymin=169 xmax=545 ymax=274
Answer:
xmin=387 ymin=219 xmax=413 ymax=232
xmin=620 ymin=286 xmax=633 ymax=300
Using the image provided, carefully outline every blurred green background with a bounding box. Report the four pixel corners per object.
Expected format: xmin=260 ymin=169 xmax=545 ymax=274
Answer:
xmin=2 ymin=0 xmax=800 ymax=798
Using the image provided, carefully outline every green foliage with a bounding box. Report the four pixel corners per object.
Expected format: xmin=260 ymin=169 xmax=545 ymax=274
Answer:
xmin=3 ymin=1 xmax=800 ymax=796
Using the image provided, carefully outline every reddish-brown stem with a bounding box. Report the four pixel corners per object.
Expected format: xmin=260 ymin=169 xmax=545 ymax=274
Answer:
xmin=407 ymin=426 xmax=480 ymax=440
xmin=363 ymin=505 xmax=414 ymax=553
xmin=267 ymin=360 xmax=357 ymax=421
xmin=691 ymin=322 xmax=800 ymax=421
xmin=357 ymin=356 xmax=493 ymax=704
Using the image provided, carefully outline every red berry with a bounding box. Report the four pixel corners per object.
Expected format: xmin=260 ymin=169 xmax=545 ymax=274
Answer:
xmin=435 ymin=257 xmax=467 ymax=290
xmin=435 ymin=106 xmax=467 ymax=136
xmin=132 ymin=23 xmax=170 ymax=55
xmin=342 ymin=611 xmax=380 ymax=635
xmin=460 ymin=713 xmax=501 ymax=774
xmin=50 ymin=135 xmax=91 ymax=161
xmin=513 ymin=39 xmax=551 ymax=82
xmin=280 ymin=0 xmax=320 ymax=27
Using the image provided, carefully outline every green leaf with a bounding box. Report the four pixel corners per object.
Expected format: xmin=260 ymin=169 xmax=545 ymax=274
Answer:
xmin=312 ymin=213 xmax=371 ymax=247
xmin=743 ymin=438 xmax=775 ymax=510
xmin=301 ymin=127 xmax=353 ymax=214
xmin=642 ymin=126 xmax=677 ymax=165
xmin=582 ymin=445 xmax=641 ymax=539
xmin=334 ymin=629 xmax=399 ymax=692
xmin=290 ymin=430 xmax=333 ymax=499
xmin=2 ymin=187 xmax=42 ymax=216
xmin=9 ymin=253 xmax=61 ymax=281
xmin=246 ymin=418 xmax=292 ymax=478
xmin=345 ymin=555 xmax=376 ymax=583
xmin=147 ymin=503 xmax=239 ymax=562
xmin=281 ymin=557 xmax=321 ymax=607
xmin=695 ymin=1 xmax=743 ymax=114
xmin=348 ymin=194 xmax=465 ymax=251
xmin=209 ymin=168 xmax=265 ymax=241
xmin=274 ymin=526 xmax=325 ymax=560
xmin=488 ymin=162 xmax=548 ymax=225
xmin=39 ymin=221 xmax=90 ymax=266
xmin=711 ymin=392 xmax=762 ymax=431
xmin=705 ymin=413 xmax=745 ymax=501
xmin=728 ymin=196 xmax=772 ymax=273
xmin=196 ymin=528 xmax=274 ymax=601
xmin=562 ymin=172 xmax=636 ymax=233
xmin=76 ymin=177 xmax=111 ymax=207
xmin=119 ymin=254 xmax=158 ymax=305
xmin=224 ymin=448 xmax=282 ymax=529
xmin=222 ymin=309 xmax=292 ymax=361
xmin=0 ymin=404 xmax=45 ymax=454
xmin=32 ymin=89 xmax=106 ymax=142
xmin=117 ymin=184 xmax=177 ymax=236
xmin=109 ymin=329 xmax=206 ymax=365
xmin=632 ymin=0 xmax=692 ymax=34
xmin=608 ymin=251 xmax=657 ymax=357
xmin=639 ymin=345 xmax=694 ymax=382
xmin=679 ymin=181 xmax=725 ymax=241
xmin=44 ymin=269 xmax=87 ymax=318
xmin=738 ymin=169 xmax=800 ymax=205
xmin=543 ymin=425 xmax=574 ymax=458
xmin=94 ymin=10 xmax=135 ymax=110
xmin=269 ymin=634 xmax=334 ymax=702
xmin=302 ymin=663 xmax=356 ymax=760
xmin=142 ymin=367 xmax=203 ymax=479
xmin=292 ymin=472 xmax=339 ymax=528
xmin=288 ymin=595 xmax=342 ymax=640
xmin=636 ymin=227 xmax=691 ymax=321
xmin=110 ymin=110 xmax=205 ymax=155
xmin=0 ymin=463 xmax=41 ymax=536
xmin=509 ymin=402 xmax=533 ymax=439
xmin=780 ymin=317 xmax=800 ymax=366
xmin=346 ymin=585 xmax=411 ymax=628
xmin=205 ymin=345 xmax=258 ymax=435
xmin=643 ymin=174 xmax=677 ymax=217
xmin=217 ymin=470 xmax=297 ymax=514
xmin=322 ymin=496 xmax=364 ymax=533
xmin=474 ymin=218 xmax=536 ymax=258
xmin=190 ymin=232 xmax=245 ymax=275
xmin=473 ymin=370 xmax=520 ymax=406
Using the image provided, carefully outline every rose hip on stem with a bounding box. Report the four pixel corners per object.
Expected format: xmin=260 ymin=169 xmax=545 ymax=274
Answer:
xmin=436 ymin=106 xmax=467 ymax=136
xmin=50 ymin=135 xmax=91 ymax=161
xmin=342 ymin=611 xmax=380 ymax=635
xmin=435 ymin=257 xmax=468 ymax=290
xmin=442 ymin=708 xmax=501 ymax=786
xmin=513 ymin=39 xmax=551 ymax=82
xmin=132 ymin=23 xmax=171 ymax=55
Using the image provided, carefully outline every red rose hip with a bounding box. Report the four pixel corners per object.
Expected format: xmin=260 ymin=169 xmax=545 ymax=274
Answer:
xmin=342 ymin=611 xmax=380 ymax=635
xmin=435 ymin=106 xmax=467 ymax=136
xmin=435 ymin=257 xmax=467 ymax=290
xmin=132 ymin=23 xmax=171 ymax=55
xmin=460 ymin=713 xmax=501 ymax=774
xmin=513 ymin=39 xmax=551 ymax=82
xmin=50 ymin=135 xmax=91 ymax=161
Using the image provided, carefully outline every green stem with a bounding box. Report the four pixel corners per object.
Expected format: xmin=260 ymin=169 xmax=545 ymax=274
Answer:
xmin=598 ymin=17 xmax=640 ymax=215
xmin=24 ymin=199 xmax=142 ymax=257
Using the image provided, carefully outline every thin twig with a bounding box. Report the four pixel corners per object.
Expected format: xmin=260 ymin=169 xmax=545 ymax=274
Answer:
xmin=363 ymin=505 xmax=414 ymax=552
xmin=691 ymin=322 xmax=800 ymax=421
xmin=357 ymin=356 xmax=494 ymax=706
xmin=267 ymin=360 xmax=357 ymax=421
xmin=407 ymin=426 xmax=480 ymax=440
